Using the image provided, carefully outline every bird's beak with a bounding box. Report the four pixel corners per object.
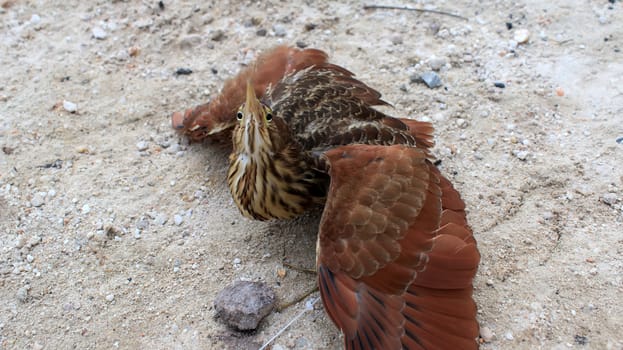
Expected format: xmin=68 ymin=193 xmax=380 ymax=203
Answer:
xmin=243 ymin=81 xmax=264 ymax=125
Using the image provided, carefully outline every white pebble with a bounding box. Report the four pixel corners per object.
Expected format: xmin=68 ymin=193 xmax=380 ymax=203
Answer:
xmin=26 ymin=255 xmax=34 ymax=263
xmin=233 ymin=258 xmax=241 ymax=265
xmin=514 ymin=29 xmax=530 ymax=44
xmin=173 ymin=214 xmax=183 ymax=226
xmin=62 ymin=100 xmax=77 ymax=113
xmin=505 ymin=331 xmax=514 ymax=340
xmin=30 ymin=14 xmax=41 ymax=25
xmin=105 ymin=294 xmax=115 ymax=302
xmin=480 ymin=326 xmax=494 ymax=342
xmin=81 ymin=204 xmax=91 ymax=214
xmin=15 ymin=236 xmax=27 ymax=249
xmin=136 ymin=141 xmax=149 ymax=151
xmin=513 ymin=150 xmax=529 ymax=161
xmin=154 ymin=213 xmax=168 ymax=225
xmin=601 ymin=193 xmax=618 ymax=206
xmin=92 ymin=26 xmax=107 ymax=39
xmin=456 ymin=118 xmax=468 ymax=128
xmin=31 ymin=192 xmax=46 ymax=207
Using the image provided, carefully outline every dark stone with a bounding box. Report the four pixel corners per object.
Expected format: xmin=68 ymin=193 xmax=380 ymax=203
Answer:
xmin=175 ymin=68 xmax=193 ymax=76
xmin=494 ymin=82 xmax=506 ymax=88
xmin=574 ymin=335 xmax=588 ymax=345
xmin=214 ymin=281 xmax=276 ymax=331
xmin=506 ymin=22 xmax=513 ymax=30
xmin=256 ymin=28 xmax=267 ymax=37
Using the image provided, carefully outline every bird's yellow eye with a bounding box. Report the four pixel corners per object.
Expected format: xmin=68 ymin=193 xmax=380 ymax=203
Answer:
xmin=264 ymin=106 xmax=273 ymax=122
xmin=236 ymin=111 xmax=243 ymax=121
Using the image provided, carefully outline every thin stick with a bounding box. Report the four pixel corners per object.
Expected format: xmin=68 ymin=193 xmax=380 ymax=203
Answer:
xmin=363 ymin=4 xmax=468 ymax=21
xmin=258 ymin=297 xmax=319 ymax=350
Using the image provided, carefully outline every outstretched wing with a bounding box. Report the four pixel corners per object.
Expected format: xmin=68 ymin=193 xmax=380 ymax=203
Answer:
xmin=171 ymin=46 xmax=329 ymax=141
xmin=317 ymin=144 xmax=480 ymax=350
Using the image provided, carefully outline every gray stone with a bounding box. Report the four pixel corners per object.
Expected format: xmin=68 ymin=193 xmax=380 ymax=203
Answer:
xmin=601 ymin=193 xmax=618 ymax=206
xmin=273 ymin=24 xmax=287 ymax=37
xmin=16 ymin=286 xmax=29 ymax=303
xmin=418 ymin=71 xmax=442 ymax=88
xmin=214 ymin=281 xmax=276 ymax=331
xmin=31 ymin=192 xmax=46 ymax=207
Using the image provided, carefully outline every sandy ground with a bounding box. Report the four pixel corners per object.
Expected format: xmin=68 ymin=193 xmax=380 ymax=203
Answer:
xmin=1 ymin=0 xmax=622 ymax=349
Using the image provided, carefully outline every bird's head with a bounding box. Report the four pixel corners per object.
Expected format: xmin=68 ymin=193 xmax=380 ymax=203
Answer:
xmin=232 ymin=81 xmax=287 ymax=156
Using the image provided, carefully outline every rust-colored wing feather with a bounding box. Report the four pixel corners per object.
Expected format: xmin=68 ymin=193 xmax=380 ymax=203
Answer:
xmin=317 ymin=144 xmax=480 ymax=350
xmin=171 ymin=46 xmax=329 ymax=141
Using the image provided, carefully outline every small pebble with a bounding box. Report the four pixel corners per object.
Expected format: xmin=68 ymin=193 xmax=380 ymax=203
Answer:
xmin=16 ymin=286 xmax=29 ymax=302
xmin=391 ymin=36 xmax=403 ymax=45
xmin=211 ymin=29 xmax=225 ymax=41
xmin=428 ymin=57 xmax=447 ymax=71
xmin=256 ymin=28 xmax=267 ymax=36
xmin=505 ymin=331 xmax=514 ymax=340
xmin=513 ymin=150 xmax=529 ymax=161
xmin=136 ymin=141 xmax=149 ymax=151
xmin=574 ymin=335 xmax=588 ymax=345
xmin=63 ymin=100 xmax=77 ymax=113
xmin=494 ymin=82 xmax=506 ymax=88
xmin=480 ymin=326 xmax=494 ymax=342
xmin=601 ymin=193 xmax=618 ymax=206
xmin=173 ymin=214 xmax=183 ymax=226
xmin=30 ymin=14 xmax=41 ymax=25
xmin=233 ymin=258 xmax=241 ymax=265
xmin=615 ymin=136 xmax=623 ymax=144
xmin=456 ymin=118 xmax=468 ymax=128
xmin=92 ymin=26 xmax=107 ymax=40
xmin=26 ymin=254 xmax=34 ymax=263
xmin=514 ymin=29 xmax=530 ymax=44
xmin=214 ymin=281 xmax=276 ymax=331
xmin=154 ymin=213 xmax=168 ymax=226
xmin=418 ymin=71 xmax=442 ymax=88
xmin=31 ymin=192 xmax=46 ymax=207
xmin=273 ymin=24 xmax=287 ymax=37
xmin=555 ymin=87 xmax=565 ymax=96
xmin=105 ymin=294 xmax=115 ymax=302
xmin=175 ymin=68 xmax=193 ymax=76
xmin=296 ymin=41 xmax=307 ymax=48
xmin=15 ymin=236 xmax=27 ymax=249
xmin=81 ymin=204 xmax=90 ymax=214
xmin=28 ymin=236 xmax=42 ymax=248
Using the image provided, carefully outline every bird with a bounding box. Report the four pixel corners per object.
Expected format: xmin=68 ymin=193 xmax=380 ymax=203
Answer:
xmin=171 ymin=45 xmax=330 ymax=142
xmin=175 ymin=47 xmax=481 ymax=349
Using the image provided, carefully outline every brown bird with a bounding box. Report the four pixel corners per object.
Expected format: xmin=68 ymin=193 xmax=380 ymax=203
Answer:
xmin=228 ymin=60 xmax=480 ymax=348
xmin=171 ymin=45 xmax=329 ymax=142
xmin=176 ymin=47 xmax=480 ymax=349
